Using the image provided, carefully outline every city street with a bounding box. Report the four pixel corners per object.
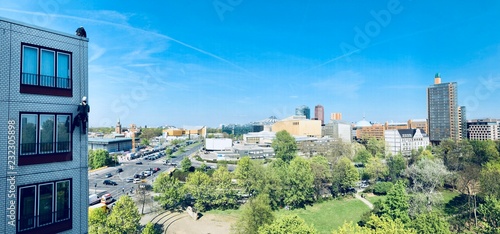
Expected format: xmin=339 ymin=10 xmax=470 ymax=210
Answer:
xmin=88 ymin=144 xmax=203 ymax=203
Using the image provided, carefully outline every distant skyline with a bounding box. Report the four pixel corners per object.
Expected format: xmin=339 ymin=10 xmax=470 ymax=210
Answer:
xmin=1 ymin=1 xmax=500 ymax=128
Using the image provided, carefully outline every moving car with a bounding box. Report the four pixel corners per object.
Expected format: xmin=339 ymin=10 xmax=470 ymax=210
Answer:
xmin=105 ymin=173 xmax=112 ymax=178
xmin=103 ymin=180 xmax=117 ymax=186
xmin=101 ymin=193 xmax=114 ymax=204
xmin=133 ymin=178 xmax=141 ymax=184
xmin=116 ymin=168 xmax=123 ymax=173
xmin=136 ymin=161 xmax=143 ymax=165
xmin=125 ymin=178 xmax=133 ymax=183
xmin=89 ymin=194 xmax=100 ymax=206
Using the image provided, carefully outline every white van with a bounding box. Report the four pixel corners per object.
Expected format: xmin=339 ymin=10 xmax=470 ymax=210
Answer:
xmin=89 ymin=194 xmax=100 ymax=206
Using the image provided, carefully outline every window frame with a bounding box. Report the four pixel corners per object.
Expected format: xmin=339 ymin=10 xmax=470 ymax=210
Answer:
xmin=19 ymin=112 xmax=73 ymax=165
xmin=17 ymin=179 xmax=72 ymax=234
xmin=20 ymin=43 xmax=73 ymax=97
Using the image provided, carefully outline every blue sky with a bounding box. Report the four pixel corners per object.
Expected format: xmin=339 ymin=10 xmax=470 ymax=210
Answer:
xmin=2 ymin=1 xmax=500 ymax=128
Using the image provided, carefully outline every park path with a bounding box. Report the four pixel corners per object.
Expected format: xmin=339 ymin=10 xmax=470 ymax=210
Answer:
xmin=355 ymin=191 xmax=374 ymax=210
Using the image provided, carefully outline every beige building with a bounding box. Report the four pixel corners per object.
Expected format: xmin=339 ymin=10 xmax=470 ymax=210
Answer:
xmin=467 ymin=119 xmax=499 ymax=141
xmin=355 ymin=118 xmax=429 ymax=141
xmin=163 ymin=126 xmax=206 ymax=137
xmin=408 ymin=119 xmax=428 ymax=134
xmin=272 ymin=115 xmax=322 ymax=137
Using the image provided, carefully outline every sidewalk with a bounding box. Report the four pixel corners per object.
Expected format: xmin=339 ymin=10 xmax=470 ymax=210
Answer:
xmin=355 ymin=191 xmax=374 ymax=210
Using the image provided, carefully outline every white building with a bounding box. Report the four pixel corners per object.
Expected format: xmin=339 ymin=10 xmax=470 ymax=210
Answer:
xmin=385 ymin=129 xmax=430 ymax=156
xmin=205 ymin=138 xmax=233 ymax=151
xmin=467 ymin=119 xmax=500 ymax=140
xmin=322 ymin=120 xmax=352 ymax=143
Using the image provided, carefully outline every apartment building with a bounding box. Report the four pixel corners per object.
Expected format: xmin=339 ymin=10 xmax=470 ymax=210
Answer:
xmin=0 ymin=17 xmax=88 ymax=234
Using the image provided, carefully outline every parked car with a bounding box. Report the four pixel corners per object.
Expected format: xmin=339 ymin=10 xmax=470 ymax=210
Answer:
xmin=116 ymin=168 xmax=123 ymax=173
xmin=125 ymin=178 xmax=133 ymax=183
xmin=133 ymin=178 xmax=141 ymax=184
xmin=105 ymin=173 xmax=112 ymax=178
xmin=133 ymin=174 xmax=141 ymax=179
xmin=103 ymin=180 xmax=117 ymax=186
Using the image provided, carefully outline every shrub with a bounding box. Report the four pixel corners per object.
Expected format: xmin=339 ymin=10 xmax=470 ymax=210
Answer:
xmin=373 ymin=182 xmax=394 ymax=195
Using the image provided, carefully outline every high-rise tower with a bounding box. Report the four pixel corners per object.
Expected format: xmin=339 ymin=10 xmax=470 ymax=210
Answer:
xmin=295 ymin=105 xmax=311 ymax=119
xmin=427 ymin=73 xmax=459 ymax=144
xmin=314 ymin=105 xmax=324 ymax=125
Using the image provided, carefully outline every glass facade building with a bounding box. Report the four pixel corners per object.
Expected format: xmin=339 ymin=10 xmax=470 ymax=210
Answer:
xmin=427 ymin=75 xmax=459 ymax=143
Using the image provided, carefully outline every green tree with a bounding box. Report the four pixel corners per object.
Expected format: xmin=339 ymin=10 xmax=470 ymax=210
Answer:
xmin=142 ymin=222 xmax=161 ymax=234
xmin=355 ymin=148 xmax=373 ymax=164
xmin=88 ymin=207 xmax=108 ymax=234
xmin=153 ymin=172 xmax=185 ymax=209
xmin=480 ymin=161 xmax=500 ymax=199
xmin=184 ymin=171 xmax=214 ymax=211
xmin=211 ymin=166 xmax=238 ymax=209
xmin=332 ymin=222 xmax=371 ymax=234
xmin=88 ymin=149 xmax=113 ymax=169
xmin=231 ymin=193 xmax=274 ymax=234
xmin=234 ymin=157 xmax=265 ymax=195
xmin=264 ymin=159 xmax=287 ymax=209
xmin=366 ymin=138 xmax=385 ymax=157
xmin=365 ymin=157 xmax=388 ymax=181
xmin=272 ymin=130 xmax=297 ymax=163
xmin=365 ymin=215 xmax=416 ymax=234
xmin=141 ymin=138 xmax=150 ymax=146
xmin=477 ymin=195 xmax=500 ymax=233
xmin=139 ymin=127 xmax=163 ymax=141
xmin=310 ymin=156 xmax=332 ymax=199
xmin=387 ymin=154 xmax=406 ymax=180
xmin=470 ymin=140 xmax=500 ymax=165
xmin=107 ymin=196 xmax=141 ymax=234
xmin=258 ymin=215 xmax=318 ymax=234
xmin=377 ymin=181 xmax=410 ymax=224
xmin=411 ymin=212 xmax=451 ymax=234
xmin=331 ymin=157 xmax=359 ymax=196
xmin=284 ymin=157 xmax=315 ymax=208
xmin=180 ymin=157 xmax=192 ymax=172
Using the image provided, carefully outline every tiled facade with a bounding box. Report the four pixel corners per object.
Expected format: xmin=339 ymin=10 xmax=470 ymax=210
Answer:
xmin=0 ymin=17 xmax=88 ymax=234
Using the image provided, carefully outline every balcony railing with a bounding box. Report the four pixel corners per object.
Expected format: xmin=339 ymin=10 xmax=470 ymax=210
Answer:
xmin=21 ymin=73 xmax=71 ymax=89
xmin=20 ymin=141 xmax=71 ymax=155
xmin=18 ymin=208 xmax=71 ymax=232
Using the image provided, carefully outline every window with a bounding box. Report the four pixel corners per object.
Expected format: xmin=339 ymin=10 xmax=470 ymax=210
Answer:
xmin=21 ymin=43 xmax=72 ymax=96
xmin=18 ymin=179 xmax=72 ymax=233
xmin=19 ymin=113 xmax=72 ymax=165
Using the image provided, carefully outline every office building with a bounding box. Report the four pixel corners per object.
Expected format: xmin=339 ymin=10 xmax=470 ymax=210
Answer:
xmin=427 ymin=73 xmax=459 ymax=143
xmin=314 ymin=105 xmax=324 ymax=125
xmin=458 ymin=106 xmax=467 ymax=139
xmin=0 ymin=18 xmax=88 ymax=233
xmin=467 ymin=119 xmax=500 ymax=141
xmin=322 ymin=120 xmax=352 ymax=143
xmin=295 ymin=105 xmax=310 ymax=119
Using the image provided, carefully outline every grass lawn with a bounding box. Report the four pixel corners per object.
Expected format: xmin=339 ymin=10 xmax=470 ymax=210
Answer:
xmin=274 ymin=198 xmax=371 ymax=234
xmin=205 ymin=198 xmax=371 ymax=234
xmin=365 ymin=194 xmax=386 ymax=205
xmin=441 ymin=189 xmax=460 ymax=204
